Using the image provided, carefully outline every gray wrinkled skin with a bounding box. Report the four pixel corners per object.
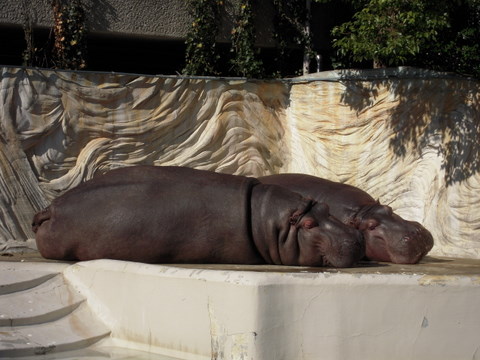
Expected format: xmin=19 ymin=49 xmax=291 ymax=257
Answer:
xmin=260 ymin=173 xmax=434 ymax=264
xmin=33 ymin=166 xmax=364 ymax=267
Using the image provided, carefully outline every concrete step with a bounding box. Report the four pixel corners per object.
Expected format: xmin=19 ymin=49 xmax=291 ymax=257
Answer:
xmin=0 ymin=261 xmax=110 ymax=358
xmin=0 ymin=275 xmax=85 ymax=326
xmin=0 ymin=344 xmax=184 ymax=360
xmin=0 ymin=262 xmax=69 ymax=295
xmin=0 ymin=302 xmax=110 ymax=358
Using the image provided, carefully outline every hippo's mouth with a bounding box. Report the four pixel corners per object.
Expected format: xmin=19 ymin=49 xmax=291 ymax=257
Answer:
xmin=322 ymin=255 xmax=357 ymax=268
xmin=384 ymin=230 xmax=434 ymax=264
xmin=322 ymin=256 xmax=333 ymax=267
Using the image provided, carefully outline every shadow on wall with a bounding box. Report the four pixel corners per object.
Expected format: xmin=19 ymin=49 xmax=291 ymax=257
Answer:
xmin=338 ymin=70 xmax=480 ymax=186
xmin=87 ymin=0 xmax=118 ymax=30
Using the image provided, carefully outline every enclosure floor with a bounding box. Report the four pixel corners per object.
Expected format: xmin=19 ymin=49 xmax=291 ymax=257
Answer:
xmin=2 ymin=251 xmax=479 ymax=276
xmin=2 ymin=252 xmax=479 ymax=360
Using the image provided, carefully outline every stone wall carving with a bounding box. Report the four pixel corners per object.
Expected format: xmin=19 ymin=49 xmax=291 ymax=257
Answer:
xmin=1 ymin=66 xmax=478 ymax=259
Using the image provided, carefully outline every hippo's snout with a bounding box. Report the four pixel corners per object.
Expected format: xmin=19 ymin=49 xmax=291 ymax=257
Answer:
xmin=391 ymin=224 xmax=434 ymax=264
xmin=405 ymin=224 xmax=434 ymax=250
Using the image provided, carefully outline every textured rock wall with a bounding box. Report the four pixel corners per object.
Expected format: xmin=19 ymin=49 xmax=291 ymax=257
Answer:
xmin=0 ymin=66 xmax=478 ymax=259
xmin=287 ymin=72 xmax=480 ymax=259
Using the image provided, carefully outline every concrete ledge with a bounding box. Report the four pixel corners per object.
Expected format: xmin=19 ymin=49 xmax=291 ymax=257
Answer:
xmin=64 ymin=258 xmax=480 ymax=360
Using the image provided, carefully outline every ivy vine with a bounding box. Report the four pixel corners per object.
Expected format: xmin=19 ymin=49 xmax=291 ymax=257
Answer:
xmin=21 ymin=9 xmax=38 ymax=67
xmin=272 ymin=0 xmax=313 ymax=76
xmin=51 ymin=0 xmax=87 ymax=70
xmin=21 ymin=0 xmax=48 ymax=67
xmin=183 ymin=0 xmax=312 ymax=78
xmin=183 ymin=0 xmax=223 ymax=76
xmin=229 ymin=0 xmax=263 ymax=78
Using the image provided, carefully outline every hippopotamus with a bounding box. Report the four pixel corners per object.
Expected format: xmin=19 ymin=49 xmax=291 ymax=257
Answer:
xmin=259 ymin=173 xmax=433 ymax=264
xmin=32 ymin=166 xmax=364 ymax=268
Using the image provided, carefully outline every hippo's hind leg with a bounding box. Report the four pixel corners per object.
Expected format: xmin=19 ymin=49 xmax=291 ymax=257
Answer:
xmin=32 ymin=206 xmax=66 ymax=260
xmin=32 ymin=206 xmax=51 ymax=233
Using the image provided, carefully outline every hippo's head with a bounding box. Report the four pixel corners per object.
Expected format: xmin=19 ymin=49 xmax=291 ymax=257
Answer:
xmin=294 ymin=203 xmax=365 ymax=268
xmin=355 ymin=204 xmax=434 ymax=264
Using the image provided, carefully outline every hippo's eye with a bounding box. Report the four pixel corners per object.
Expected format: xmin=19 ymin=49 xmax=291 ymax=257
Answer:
xmin=365 ymin=220 xmax=379 ymax=231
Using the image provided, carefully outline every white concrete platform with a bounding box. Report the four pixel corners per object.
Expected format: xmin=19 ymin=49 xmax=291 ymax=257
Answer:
xmin=64 ymin=257 xmax=480 ymax=360
xmin=1 ymin=256 xmax=479 ymax=360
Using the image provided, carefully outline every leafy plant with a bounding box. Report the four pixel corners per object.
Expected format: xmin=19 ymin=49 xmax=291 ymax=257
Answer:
xmin=272 ymin=0 xmax=313 ymax=76
xmin=21 ymin=0 xmax=49 ymax=67
xmin=331 ymin=0 xmax=450 ymax=68
xmin=183 ymin=0 xmax=223 ymax=76
xmin=22 ymin=8 xmax=38 ymax=67
xmin=417 ymin=0 xmax=480 ymax=77
xmin=229 ymin=0 xmax=263 ymax=78
xmin=51 ymin=0 xmax=87 ymax=70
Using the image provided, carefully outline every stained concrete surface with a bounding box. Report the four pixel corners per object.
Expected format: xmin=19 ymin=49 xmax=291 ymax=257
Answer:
xmin=2 ymin=251 xmax=479 ymax=277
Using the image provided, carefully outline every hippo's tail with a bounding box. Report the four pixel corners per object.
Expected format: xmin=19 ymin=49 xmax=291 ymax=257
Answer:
xmin=32 ymin=206 xmax=51 ymax=233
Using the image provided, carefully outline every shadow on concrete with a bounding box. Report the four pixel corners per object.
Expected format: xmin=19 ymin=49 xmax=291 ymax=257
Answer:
xmin=337 ymin=69 xmax=480 ymax=186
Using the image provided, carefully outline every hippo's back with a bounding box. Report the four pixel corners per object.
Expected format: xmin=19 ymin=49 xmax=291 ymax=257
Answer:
xmin=34 ymin=166 xmax=262 ymax=264
xmin=259 ymin=173 xmax=376 ymax=223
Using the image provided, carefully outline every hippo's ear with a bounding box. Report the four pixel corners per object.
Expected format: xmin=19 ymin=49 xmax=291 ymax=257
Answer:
xmin=290 ymin=200 xmax=316 ymax=226
xmin=379 ymin=205 xmax=393 ymax=215
xmin=289 ymin=210 xmax=303 ymax=226
xmin=289 ymin=209 xmax=311 ymax=226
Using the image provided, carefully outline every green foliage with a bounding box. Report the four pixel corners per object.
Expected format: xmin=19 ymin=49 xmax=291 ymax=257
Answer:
xmin=328 ymin=0 xmax=480 ymax=77
xmin=21 ymin=0 xmax=48 ymax=67
xmin=272 ymin=0 xmax=313 ymax=76
xmin=22 ymin=10 xmax=37 ymax=67
xmin=451 ymin=27 xmax=480 ymax=77
xmin=331 ymin=0 xmax=450 ymax=68
xmin=230 ymin=0 xmax=264 ymax=78
xmin=418 ymin=0 xmax=480 ymax=77
xmin=183 ymin=0 xmax=222 ymax=76
xmin=183 ymin=0 xmax=264 ymax=78
xmin=52 ymin=0 xmax=87 ymax=70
